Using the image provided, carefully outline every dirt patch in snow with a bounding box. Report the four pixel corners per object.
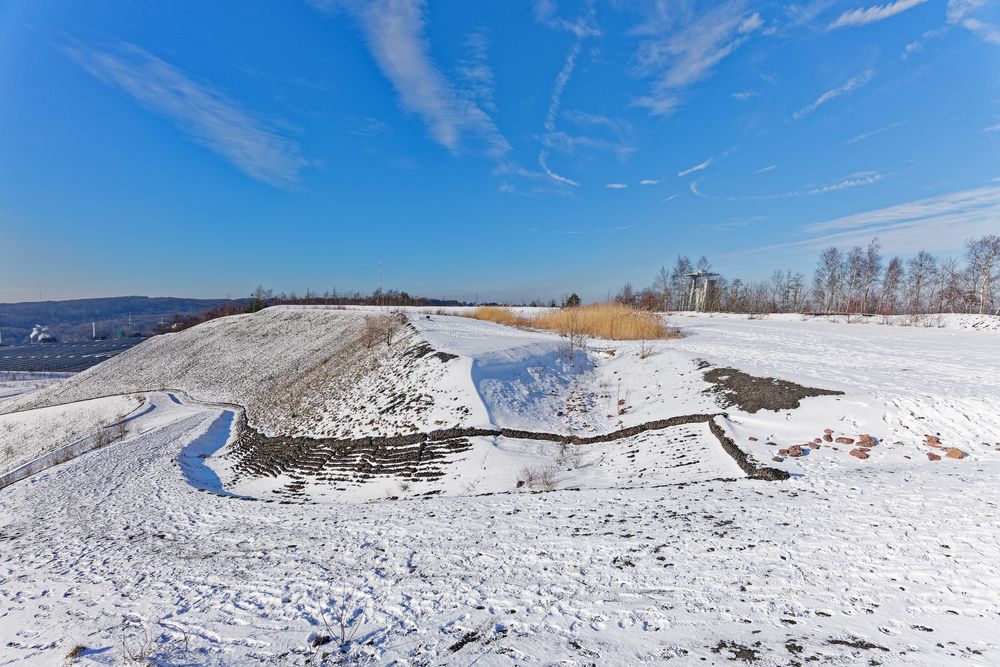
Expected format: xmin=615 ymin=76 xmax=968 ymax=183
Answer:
xmin=702 ymin=365 xmax=843 ymax=413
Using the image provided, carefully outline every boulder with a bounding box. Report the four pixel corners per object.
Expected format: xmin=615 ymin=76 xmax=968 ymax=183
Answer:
xmin=823 ymin=434 xmax=833 ymax=442
xmin=824 ymin=428 xmax=834 ymax=434
xmin=849 ymin=448 xmax=869 ymax=460
xmin=835 ymin=437 xmax=855 ymax=445
xmin=945 ymin=448 xmax=966 ymax=459
xmin=787 ymin=445 xmax=804 ymax=457
xmin=748 ymin=436 xmax=758 ymax=442
xmin=927 ymin=452 xmax=941 ymax=461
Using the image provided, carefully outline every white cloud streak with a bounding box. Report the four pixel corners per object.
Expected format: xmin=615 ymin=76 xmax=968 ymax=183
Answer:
xmin=66 ymin=42 xmax=309 ymax=188
xmin=754 ymin=164 xmax=778 ymax=173
xmin=640 ymin=179 xmax=659 ymax=185
xmin=538 ymin=152 xmax=580 ymax=187
xmin=737 ymin=171 xmax=886 ymax=200
xmin=632 ymin=3 xmax=764 ymax=116
xmin=738 ymin=185 xmax=1000 ymax=256
xmin=535 ymin=3 xmax=600 ymax=188
xmin=545 ymin=41 xmax=581 ymax=135
xmin=678 ymin=158 xmax=713 ymax=177
xmin=829 ymin=0 xmax=928 ymax=29
xmin=842 ymin=120 xmax=907 ymax=144
xmin=311 ymin=0 xmax=509 ymax=158
xmin=606 ymin=183 xmax=628 ymax=189
xmin=533 ymin=0 xmax=601 ymax=37
xmin=793 ymin=69 xmax=874 ymax=120
xmin=948 ymin=0 xmax=1000 ymax=45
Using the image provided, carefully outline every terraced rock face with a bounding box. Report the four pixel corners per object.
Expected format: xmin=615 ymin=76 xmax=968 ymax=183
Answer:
xmin=217 ymin=411 xmax=787 ymax=503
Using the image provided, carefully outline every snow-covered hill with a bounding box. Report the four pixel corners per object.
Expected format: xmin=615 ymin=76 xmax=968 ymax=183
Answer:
xmin=0 ymin=307 xmax=998 ymax=664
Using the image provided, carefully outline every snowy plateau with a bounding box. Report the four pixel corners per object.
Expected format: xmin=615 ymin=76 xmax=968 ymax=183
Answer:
xmin=0 ymin=306 xmax=998 ymax=666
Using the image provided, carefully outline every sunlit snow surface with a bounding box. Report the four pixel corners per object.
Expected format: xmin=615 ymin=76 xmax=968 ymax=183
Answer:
xmin=0 ymin=309 xmax=998 ymax=665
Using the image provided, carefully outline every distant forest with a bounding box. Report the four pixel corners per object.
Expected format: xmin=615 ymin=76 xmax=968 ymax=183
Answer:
xmin=611 ymin=234 xmax=1000 ymax=317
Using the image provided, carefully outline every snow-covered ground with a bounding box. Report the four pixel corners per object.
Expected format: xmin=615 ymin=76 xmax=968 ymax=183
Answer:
xmin=0 ymin=393 xmax=143 ymax=474
xmin=0 ymin=308 xmax=998 ymax=665
xmin=0 ymin=371 xmax=71 ymax=406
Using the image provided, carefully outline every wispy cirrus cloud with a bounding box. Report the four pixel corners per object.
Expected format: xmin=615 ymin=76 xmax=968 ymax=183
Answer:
xmin=457 ymin=29 xmax=497 ymax=113
xmin=533 ymin=0 xmax=601 ymax=38
xmin=310 ymin=0 xmax=509 ymax=158
xmin=732 ymin=171 xmax=886 ymax=200
xmin=829 ymin=0 xmax=928 ymax=29
xmin=948 ymin=0 xmax=1000 ymax=45
xmin=640 ymin=178 xmax=659 ymax=185
xmin=66 ymin=41 xmax=309 ymax=189
xmin=737 ymin=185 xmax=1000 ymax=256
xmin=842 ymin=120 xmax=907 ymax=144
xmin=606 ymin=183 xmax=628 ymax=189
xmin=793 ymin=69 xmax=874 ymax=120
xmin=754 ymin=164 xmax=778 ymax=173
xmin=535 ymin=1 xmax=605 ymax=188
xmin=678 ymin=158 xmax=713 ymax=177
xmin=631 ymin=2 xmax=764 ymax=116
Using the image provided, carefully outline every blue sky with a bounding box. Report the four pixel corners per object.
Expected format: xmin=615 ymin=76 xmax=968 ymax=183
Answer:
xmin=1 ymin=0 xmax=998 ymax=303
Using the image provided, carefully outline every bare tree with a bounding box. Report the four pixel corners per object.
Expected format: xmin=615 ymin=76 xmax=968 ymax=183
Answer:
xmin=652 ymin=266 xmax=672 ymax=311
xmin=906 ymin=250 xmax=937 ymax=315
xmin=842 ymin=245 xmax=864 ymax=314
xmin=669 ymin=256 xmax=693 ymax=310
xmin=859 ymin=238 xmax=883 ymax=314
xmin=967 ymin=235 xmax=1000 ymax=315
xmin=813 ymin=247 xmax=844 ymax=312
xmin=878 ymin=256 xmax=904 ymax=315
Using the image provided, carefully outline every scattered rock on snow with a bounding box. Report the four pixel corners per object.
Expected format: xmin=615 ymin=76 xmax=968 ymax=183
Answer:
xmin=927 ymin=452 xmax=941 ymax=461
xmin=945 ymin=448 xmax=966 ymax=459
xmin=849 ymin=448 xmax=869 ymax=460
xmin=835 ymin=437 xmax=855 ymax=445
xmin=787 ymin=445 xmax=804 ymax=457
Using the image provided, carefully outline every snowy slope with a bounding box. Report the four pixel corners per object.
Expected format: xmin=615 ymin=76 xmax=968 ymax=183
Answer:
xmin=0 ymin=409 xmax=996 ymax=665
xmin=0 ymin=393 xmax=142 ymax=474
xmin=0 ymin=309 xmax=998 ymax=665
xmin=0 ymin=307 xmax=475 ymax=440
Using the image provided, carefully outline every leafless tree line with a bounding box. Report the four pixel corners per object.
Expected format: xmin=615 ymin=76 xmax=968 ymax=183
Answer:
xmin=615 ymin=235 xmax=1000 ymax=316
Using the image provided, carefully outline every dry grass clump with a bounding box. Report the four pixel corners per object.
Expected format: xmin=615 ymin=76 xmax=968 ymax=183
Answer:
xmin=468 ymin=306 xmax=529 ymax=328
xmin=469 ymin=303 xmax=678 ymax=341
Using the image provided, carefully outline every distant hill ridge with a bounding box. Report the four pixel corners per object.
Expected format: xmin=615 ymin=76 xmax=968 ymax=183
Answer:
xmin=0 ymin=296 xmax=246 ymax=344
